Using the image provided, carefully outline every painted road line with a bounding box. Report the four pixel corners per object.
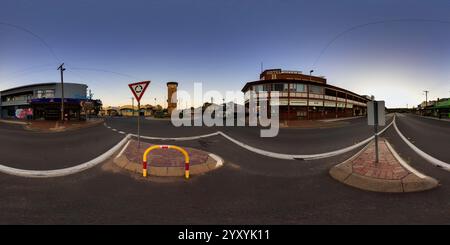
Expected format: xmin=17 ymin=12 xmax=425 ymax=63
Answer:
xmin=393 ymin=115 xmax=450 ymax=171
xmin=106 ymin=117 xmax=394 ymax=161
xmin=131 ymin=132 xmax=221 ymax=141
xmin=112 ymin=128 xmax=117 ymax=132
xmin=118 ymin=131 xmax=126 ymax=134
xmin=218 ymin=117 xmax=394 ymax=160
xmin=209 ymin=153 xmax=224 ymax=168
xmin=116 ymin=139 xmax=131 ymax=159
xmin=0 ymin=135 xmax=132 ymax=178
xmin=384 ymin=140 xmax=426 ymax=179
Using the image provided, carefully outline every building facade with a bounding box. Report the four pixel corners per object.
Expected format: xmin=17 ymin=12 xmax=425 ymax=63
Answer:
xmin=0 ymin=83 xmax=88 ymax=120
xmin=242 ymin=69 xmax=370 ymax=120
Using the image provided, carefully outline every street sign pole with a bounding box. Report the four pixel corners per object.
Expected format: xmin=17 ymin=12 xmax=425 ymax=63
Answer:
xmin=128 ymin=80 xmax=151 ymax=150
xmin=374 ymin=101 xmax=379 ymax=164
xmin=367 ymin=99 xmax=384 ymax=165
xmin=138 ymin=101 xmax=141 ymax=148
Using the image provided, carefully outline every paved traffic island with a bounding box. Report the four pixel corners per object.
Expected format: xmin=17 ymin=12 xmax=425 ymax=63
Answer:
xmin=114 ymin=140 xmax=223 ymax=177
xmin=330 ymin=138 xmax=439 ymax=193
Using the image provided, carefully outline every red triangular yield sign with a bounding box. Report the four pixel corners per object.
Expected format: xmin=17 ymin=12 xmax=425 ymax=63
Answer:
xmin=128 ymin=81 xmax=151 ymax=102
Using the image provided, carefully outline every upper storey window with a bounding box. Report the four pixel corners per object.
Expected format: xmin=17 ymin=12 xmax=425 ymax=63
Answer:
xmin=309 ymin=85 xmax=323 ymax=94
xmin=290 ymin=83 xmax=306 ymax=92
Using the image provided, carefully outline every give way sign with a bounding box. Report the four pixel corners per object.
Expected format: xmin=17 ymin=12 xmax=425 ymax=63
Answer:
xmin=128 ymin=81 xmax=151 ymax=102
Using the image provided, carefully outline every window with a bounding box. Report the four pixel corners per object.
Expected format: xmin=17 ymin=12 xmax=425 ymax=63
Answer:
xmin=36 ymin=89 xmax=55 ymax=98
xmin=253 ymin=85 xmax=264 ymax=92
xmin=36 ymin=90 xmax=44 ymax=98
xmin=309 ymin=85 xmax=323 ymax=94
xmin=290 ymin=84 xmax=306 ymax=92
xmin=272 ymin=83 xmax=284 ymax=91
xmin=44 ymin=89 xmax=55 ymax=98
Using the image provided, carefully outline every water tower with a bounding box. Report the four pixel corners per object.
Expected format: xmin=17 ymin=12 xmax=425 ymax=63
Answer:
xmin=166 ymin=81 xmax=178 ymax=114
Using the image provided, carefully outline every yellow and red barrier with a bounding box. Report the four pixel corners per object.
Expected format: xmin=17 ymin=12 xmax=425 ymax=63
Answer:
xmin=142 ymin=145 xmax=190 ymax=179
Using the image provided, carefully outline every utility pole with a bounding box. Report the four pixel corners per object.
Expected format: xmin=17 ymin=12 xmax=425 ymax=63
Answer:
xmin=424 ymin=90 xmax=429 ymax=107
xmin=57 ymin=63 xmax=65 ymax=121
xmin=131 ymin=97 xmax=135 ymax=117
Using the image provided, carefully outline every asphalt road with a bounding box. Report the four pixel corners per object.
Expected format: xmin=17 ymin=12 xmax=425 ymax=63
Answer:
xmin=106 ymin=115 xmax=394 ymax=154
xmin=1 ymin=114 xmax=450 ymax=224
xmin=395 ymin=113 xmax=450 ymax=162
xmin=0 ymin=122 xmax=123 ymax=170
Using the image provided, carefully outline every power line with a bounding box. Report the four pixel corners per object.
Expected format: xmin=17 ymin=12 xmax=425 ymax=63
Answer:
xmin=0 ymin=22 xmax=61 ymax=63
xmin=312 ymin=18 xmax=450 ymax=68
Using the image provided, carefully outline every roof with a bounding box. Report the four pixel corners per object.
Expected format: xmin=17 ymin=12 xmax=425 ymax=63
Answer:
xmin=0 ymin=82 xmax=87 ymax=93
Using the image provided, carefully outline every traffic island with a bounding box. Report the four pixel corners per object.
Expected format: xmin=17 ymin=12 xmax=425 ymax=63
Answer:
xmin=114 ymin=140 xmax=223 ymax=178
xmin=330 ymin=138 xmax=439 ymax=193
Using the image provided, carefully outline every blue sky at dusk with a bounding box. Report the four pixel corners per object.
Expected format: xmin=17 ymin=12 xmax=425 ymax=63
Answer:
xmin=1 ymin=0 xmax=449 ymax=108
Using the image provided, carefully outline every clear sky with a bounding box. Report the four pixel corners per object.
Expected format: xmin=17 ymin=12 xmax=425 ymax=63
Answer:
xmin=1 ymin=0 xmax=449 ymax=108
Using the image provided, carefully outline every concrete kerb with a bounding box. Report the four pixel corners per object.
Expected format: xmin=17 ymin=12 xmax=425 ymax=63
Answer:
xmin=329 ymin=138 xmax=439 ymax=193
xmin=113 ymin=141 xmax=224 ymax=177
xmin=385 ymin=140 xmax=439 ymax=192
xmin=0 ymin=119 xmax=28 ymax=125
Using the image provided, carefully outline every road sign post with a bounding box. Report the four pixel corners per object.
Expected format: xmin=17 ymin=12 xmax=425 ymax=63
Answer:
xmin=367 ymin=100 xmax=385 ymax=164
xmin=129 ymin=81 xmax=151 ymax=148
xmin=374 ymin=101 xmax=379 ymax=163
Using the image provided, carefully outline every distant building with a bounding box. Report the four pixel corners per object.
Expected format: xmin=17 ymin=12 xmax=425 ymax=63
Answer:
xmin=417 ymin=98 xmax=450 ymax=118
xmin=0 ymin=82 xmax=89 ymax=120
xmin=241 ymin=69 xmax=370 ymax=120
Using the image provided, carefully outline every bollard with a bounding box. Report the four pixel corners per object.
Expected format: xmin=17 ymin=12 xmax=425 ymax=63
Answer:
xmin=142 ymin=160 xmax=147 ymax=177
xmin=142 ymin=145 xmax=190 ymax=179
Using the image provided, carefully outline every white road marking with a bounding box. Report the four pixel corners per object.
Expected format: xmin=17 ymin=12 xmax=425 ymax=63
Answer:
xmin=131 ymin=132 xmax=221 ymax=141
xmin=1 ymin=116 xmax=396 ymax=178
xmin=384 ymin=140 xmax=427 ymax=179
xmin=112 ymin=129 xmax=117 ymax=132
xmin=218 ymin=118 xmax=394 ymax=160
xmin=118 ymin=131 xmax=125 ymax=134
xmin=393 ymin=114 xmax=450 ymax=171
xmin=116 ymin=140 xmax=131 ymax=159
xmin=209 ymin=153 xmax=224 ymax=168
xmin=0 ymin=135 xmax=132 ymax=178
xmin=123 ymin=118 xmax=394 ymax=160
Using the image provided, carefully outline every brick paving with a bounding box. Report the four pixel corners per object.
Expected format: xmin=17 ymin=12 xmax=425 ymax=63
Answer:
xmin=351 ymin=140 xmax=409 ymax=180
xmin=124 ymin=140 xmax=209 ymax=167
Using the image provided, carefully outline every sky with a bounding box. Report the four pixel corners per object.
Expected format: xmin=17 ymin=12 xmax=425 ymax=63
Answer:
xmin=0 ymin=0 xmax=449 ymax=108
